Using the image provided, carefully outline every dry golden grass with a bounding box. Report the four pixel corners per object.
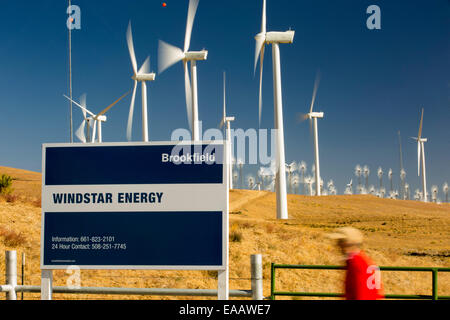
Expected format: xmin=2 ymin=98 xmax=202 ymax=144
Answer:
xmin=0 ymin=167 xmax=449 ymax=300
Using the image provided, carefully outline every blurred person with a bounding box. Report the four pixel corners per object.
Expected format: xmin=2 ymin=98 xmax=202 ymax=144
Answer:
xmin=329 ymin=227 xmax=384 ymax=300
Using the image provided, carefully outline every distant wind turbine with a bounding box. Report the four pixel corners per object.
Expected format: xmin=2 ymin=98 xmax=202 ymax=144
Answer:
xmin=431 ymin=185 xmax=438 ymax=203
xmin=377 ymin=167 xmax=383 ymax=189
xmin=355 ymin=165 xmax=362 ymax=192
xmin=64 ymin=92 xmax=130 ymax=143
xmin=301 ymin=71 xmax=324 ymax=196
xmin=443 ymin=182 xmax=448 ymax=203
xmin=363 ymin=165 xmax=370 ymax=190
xmin=345 ymin=179 xmax=353 ymax=195
xmin=388 ymin=169 xmax=393 ymax=193
xmin=298 ymin=161 xmax=307 ymax=195
xmin=158 ymin=0 xmax=207 ymax=141
xmin=412 ymin=108 xmax=428 ymax=202
xmin=285 ymin=161 xmax=297 ymax=194
xmin=254 ymin=0 xmax=295 ymax=219
xmin=126 ymin=22 xmax=156 ymax=142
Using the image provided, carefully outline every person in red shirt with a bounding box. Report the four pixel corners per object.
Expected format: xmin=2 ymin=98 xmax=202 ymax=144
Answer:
xmin=329 ymin=227 xmax=384 ymax=300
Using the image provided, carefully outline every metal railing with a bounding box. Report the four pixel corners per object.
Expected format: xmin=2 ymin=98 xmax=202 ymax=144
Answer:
xmin=1 ymin=251 xmax=263 ymax=300
xmin=270 ymin=263 xmax=450 ymax=300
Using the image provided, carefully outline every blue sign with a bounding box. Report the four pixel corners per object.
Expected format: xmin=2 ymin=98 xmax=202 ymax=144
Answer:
xmin=41 ymin=142 xmax=228 ymax=270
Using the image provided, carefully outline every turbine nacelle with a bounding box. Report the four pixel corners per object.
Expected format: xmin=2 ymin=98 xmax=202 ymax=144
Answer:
xmin=184 ymin=50 xmax=208 ymax=61
xmin=91 ymin=115 xmax=107 ymax=122
xmin=132 ymin=73 xmax=156 ymax=82
xmin=264 ymin=31 xmax=295 ymax=44
xmin=225 ymin=116 xmax=235 ymax=122
xmin=308 ymin=112 xmax=324 ymax=119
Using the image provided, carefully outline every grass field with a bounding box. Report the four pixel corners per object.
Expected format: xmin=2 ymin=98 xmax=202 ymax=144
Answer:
xmin=0 ymin=166 xmax=449 ymax=300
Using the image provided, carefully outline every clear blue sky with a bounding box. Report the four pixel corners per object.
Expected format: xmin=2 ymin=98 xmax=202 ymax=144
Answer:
xmin=0 ymin=0 xmax=448 ymax=195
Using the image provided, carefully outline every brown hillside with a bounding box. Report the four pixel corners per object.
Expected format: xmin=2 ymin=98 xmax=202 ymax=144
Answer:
xmin=0 ymin=167 xmax=449 ymax=300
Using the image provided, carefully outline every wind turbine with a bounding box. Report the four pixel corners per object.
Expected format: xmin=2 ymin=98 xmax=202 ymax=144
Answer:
xmin=443 ymin=182 xmax=448 ymax=203
xmin=345 ymin=179 xmax=353 ymax=195
xmin=377 ymin=167 xmax=383 ymax=189
xmin=64 ymin=92 xmax=130 ymax=143
xmin=66 ymin=93 xmax=93 ymax=143
xmin=413 ymin=108 xmax=428 ymax=202
xmin=219 ymin=72 xmax=235 ymax=190
xmin=302 ymin=72 xmax=324 ymax=196
xmin=298 ymin=161 xmax=307 ymax=195
xmin=158 ymin=0 xmax=207 ymax=141
xmin=126 ymin=22 xmax=156 ymax=142
xmin=431 ymin=185 xmax=438 ymax=203
xmin=285 ymin=161 xmax=297 ymax=194
xmin=254 ymin=0 xmax=295 ymax=219
xmin=363 ymin=165 xmax=370 ymax=190
xmin=247 ymin=175 xmax=256 ymax=190
xmin=388 ymin=168 xmax=393 ymax=193
xmin=355 ymin=165 xmax=362 ymax=192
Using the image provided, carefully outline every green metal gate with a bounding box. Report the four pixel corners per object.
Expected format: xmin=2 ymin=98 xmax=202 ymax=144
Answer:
xmin=270 ymin=263 xmax=450 ymax=300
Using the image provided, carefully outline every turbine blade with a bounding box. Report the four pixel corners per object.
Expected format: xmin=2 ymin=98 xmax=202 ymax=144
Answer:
xmin=158 ymin=40 xmax=184 ymax=74
xmin=127 ymin=81 xmax=138 ymax=141
xmin=79 ymin=93 xmax=87 ymax=119
xmin=254 ymin=34 xmax=265 ymax=74
xmin=309 ymin=71 xmax=321 ymax=114
xmin=75 ymin=120 xmax=86 ymax=143
xmin=184 ymin=0 xmax=200 ymax=53
xmin=418 ymin=108 xmax=424 ymax=139
xmin=126 ymin=21 xmax=138 ymax=74
xmin=63 ymin=95 xmax=95 ymax=117
xmin=184 ymin=61 xmax=193 ymax=132
xmin=258 ymin=45 xmax=265 ymax=126
xmin=138 ymin=56 xmax=150 ymax=75
xmin=97 ymin=91 xmax=131 ymax=118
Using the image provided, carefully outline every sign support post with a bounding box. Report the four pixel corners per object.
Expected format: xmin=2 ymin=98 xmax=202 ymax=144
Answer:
xmin=41 ymin=270 xmax=53 ymax=300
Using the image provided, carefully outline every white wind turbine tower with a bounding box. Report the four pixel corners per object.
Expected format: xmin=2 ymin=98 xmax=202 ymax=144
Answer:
xmin=413 ymin=108 xmax=428 ymax=202
xmin=158 ymin=0 xmax=207 ymax=141
xmin=443 ymin=182 xmax=448 ymax=203
xmin=126 ymin=22 xmax=156 ymax=142
xmin=64 ymin=92 xmax=130 ymax=143
xmin=400 ymin=169 xmax=407 ymax=200
xmin=219 ymin=72 xmax=235 ymax=190
xmin=388 ymin=168 xmax=393 ymax=193
xmin=254 ymin=0 xmax=295 ymax=219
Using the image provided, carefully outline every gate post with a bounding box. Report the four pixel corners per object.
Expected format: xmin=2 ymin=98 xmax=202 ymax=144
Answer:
xmin=5 ymin=251 xmax=17 ymax=300
xmin=251 ymin=254 xmax=263 ymax=300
